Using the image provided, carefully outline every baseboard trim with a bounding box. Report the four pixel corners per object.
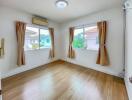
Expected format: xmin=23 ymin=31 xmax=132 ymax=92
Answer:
xmin=1 ymin=59 xmax=59 ymax=79
xmin=61 ymin=59 xmax=122 ymax=78
xmin=124 ymin=77 xmax=131 ymax=100
xmin=2 ymin=59 xmax=122 ymax=79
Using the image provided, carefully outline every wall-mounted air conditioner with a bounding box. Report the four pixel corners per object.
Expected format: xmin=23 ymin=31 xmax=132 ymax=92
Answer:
xmin=32 ymin=16 xmax=48 ymax=26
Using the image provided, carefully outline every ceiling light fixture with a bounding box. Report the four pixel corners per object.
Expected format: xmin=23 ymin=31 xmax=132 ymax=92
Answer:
xmin=55 ymin=0 xmax=68 ymax=9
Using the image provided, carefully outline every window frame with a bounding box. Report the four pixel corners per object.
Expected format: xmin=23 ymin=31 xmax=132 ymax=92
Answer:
xmin=73 ymin=24 xmax=99 ymax=51
xmin=24 ymin=24 xmax=51 ymax=51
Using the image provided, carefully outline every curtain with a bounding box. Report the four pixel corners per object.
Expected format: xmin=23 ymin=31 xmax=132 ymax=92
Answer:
xmin=68 ymin=27 xmax=75 ymax=58
xmin=49 ymin=28 xmax=55 ymax=58
xmin=16 ymin=21 xmax=26 ymax=66
xmin=96 ymin=21 xmax=109 ymax=66
xmin=0 ymin=38 xmax=4 ymax=57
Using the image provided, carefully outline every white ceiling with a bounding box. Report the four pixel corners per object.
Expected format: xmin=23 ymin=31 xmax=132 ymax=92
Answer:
xmin=0 ymin=0 xmax=123 ymax=23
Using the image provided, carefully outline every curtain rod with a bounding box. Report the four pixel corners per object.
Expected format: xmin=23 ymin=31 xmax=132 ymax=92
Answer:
xmin=26 ymin=23 xmax=49 ymax=29
xmin=72 ymin=20 xmax=107 ymax=29
xmin=73 ymin=22 xmax=96 ymax=29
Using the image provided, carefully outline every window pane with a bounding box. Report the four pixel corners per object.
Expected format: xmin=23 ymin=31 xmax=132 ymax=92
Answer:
xmin=25 ymin=26 xmax=39 ymax=50
xmin=73 ymin=28 xmax=85 ymax=48
xmin=40 ymin=29 xmax=51 ymax=49
xmin=84 ymin=26 xmax=99 ymax=50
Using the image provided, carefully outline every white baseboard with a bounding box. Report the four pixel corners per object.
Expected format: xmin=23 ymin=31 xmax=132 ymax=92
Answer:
xmin=61 ymin=58 xmax=122 ymax=78
xmin=2 ymin=58 xmax=122 ymax=79
xmin=1 ymin=59 xmax=59 ymax=79
xmin=124 ymin=77 xmax=131 ymax=100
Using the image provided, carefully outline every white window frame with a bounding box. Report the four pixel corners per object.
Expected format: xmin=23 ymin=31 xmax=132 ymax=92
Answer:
xmin=73 ymin=24 xmax=99 ymax=51
xmin=24 ymin=24 xmax=51 ymax=51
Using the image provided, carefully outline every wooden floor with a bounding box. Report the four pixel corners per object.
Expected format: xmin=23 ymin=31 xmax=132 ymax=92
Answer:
xmin=2 ymin=61 xmax=128 ymax=100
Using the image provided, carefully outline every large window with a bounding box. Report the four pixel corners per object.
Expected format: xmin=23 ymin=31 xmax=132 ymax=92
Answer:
xmin=24 ymin=25 xmax=51 ymax=50
xmin=73 ymin=25 xmax=99 ymax=51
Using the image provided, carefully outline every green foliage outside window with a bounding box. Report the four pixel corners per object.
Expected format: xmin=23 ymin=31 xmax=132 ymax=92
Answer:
xmin=40 ymin=34 xmax=51 ymax=48
xmin=32 ymin=44 xmax=39 ymax=49
xmin=73 ymin=33 xmax=85 ymax=48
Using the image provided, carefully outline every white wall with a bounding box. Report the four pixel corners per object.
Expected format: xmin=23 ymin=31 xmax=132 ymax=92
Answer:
xmin=0 ymin=6 xmax=61 ymax=78
xmin=60 ymin=6 xmax=124 ymax=77
xmin=125 ymin=6 xmax=132 ymax=100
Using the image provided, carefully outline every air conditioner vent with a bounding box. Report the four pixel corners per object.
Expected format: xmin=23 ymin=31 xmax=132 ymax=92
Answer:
xmin=32 ymin=16 xmax=48 ymax=26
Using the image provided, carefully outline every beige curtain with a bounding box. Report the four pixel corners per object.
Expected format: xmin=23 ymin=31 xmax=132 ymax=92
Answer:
xmin=49 ymin=28 xmax=55 ymax=58
xmin=16 ymin=21 xmax=26 ymax=66
xmin=96 ymin=21 xmax=109 ymax=66
xmin=68 ymin=27 xmax=75 ymax=58
xmin=0 ymin=38 xmax=4 ymax=57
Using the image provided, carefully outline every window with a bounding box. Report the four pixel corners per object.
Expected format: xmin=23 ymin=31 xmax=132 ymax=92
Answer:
xmin=40 ymin=29 xmax=51 ymax=49
xmin=73 ymin=28 xmax=85 ymax=48
xmin=73 ymin=25 xmax=99 ymax=51
xmin=24 ymin=25 xmax=51 ymax=50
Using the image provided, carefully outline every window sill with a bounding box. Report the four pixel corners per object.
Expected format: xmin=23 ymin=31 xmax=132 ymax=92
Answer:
xmin=25 ymin=48 xmax=51 ymax=52
xmin=73 ymin=48 xmax=98 ymax=52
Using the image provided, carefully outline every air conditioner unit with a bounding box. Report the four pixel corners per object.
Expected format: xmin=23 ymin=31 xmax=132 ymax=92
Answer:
xmin=32 ymin=16 xmax=48 ymax=26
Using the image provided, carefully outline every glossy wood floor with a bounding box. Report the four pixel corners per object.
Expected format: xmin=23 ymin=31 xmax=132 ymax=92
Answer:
xmin=2 ymin=61 xmax=128 ymax=100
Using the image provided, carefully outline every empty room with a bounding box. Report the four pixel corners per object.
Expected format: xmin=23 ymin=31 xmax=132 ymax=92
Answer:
xmin=0 ymin=0 xmax=132 ymax=100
